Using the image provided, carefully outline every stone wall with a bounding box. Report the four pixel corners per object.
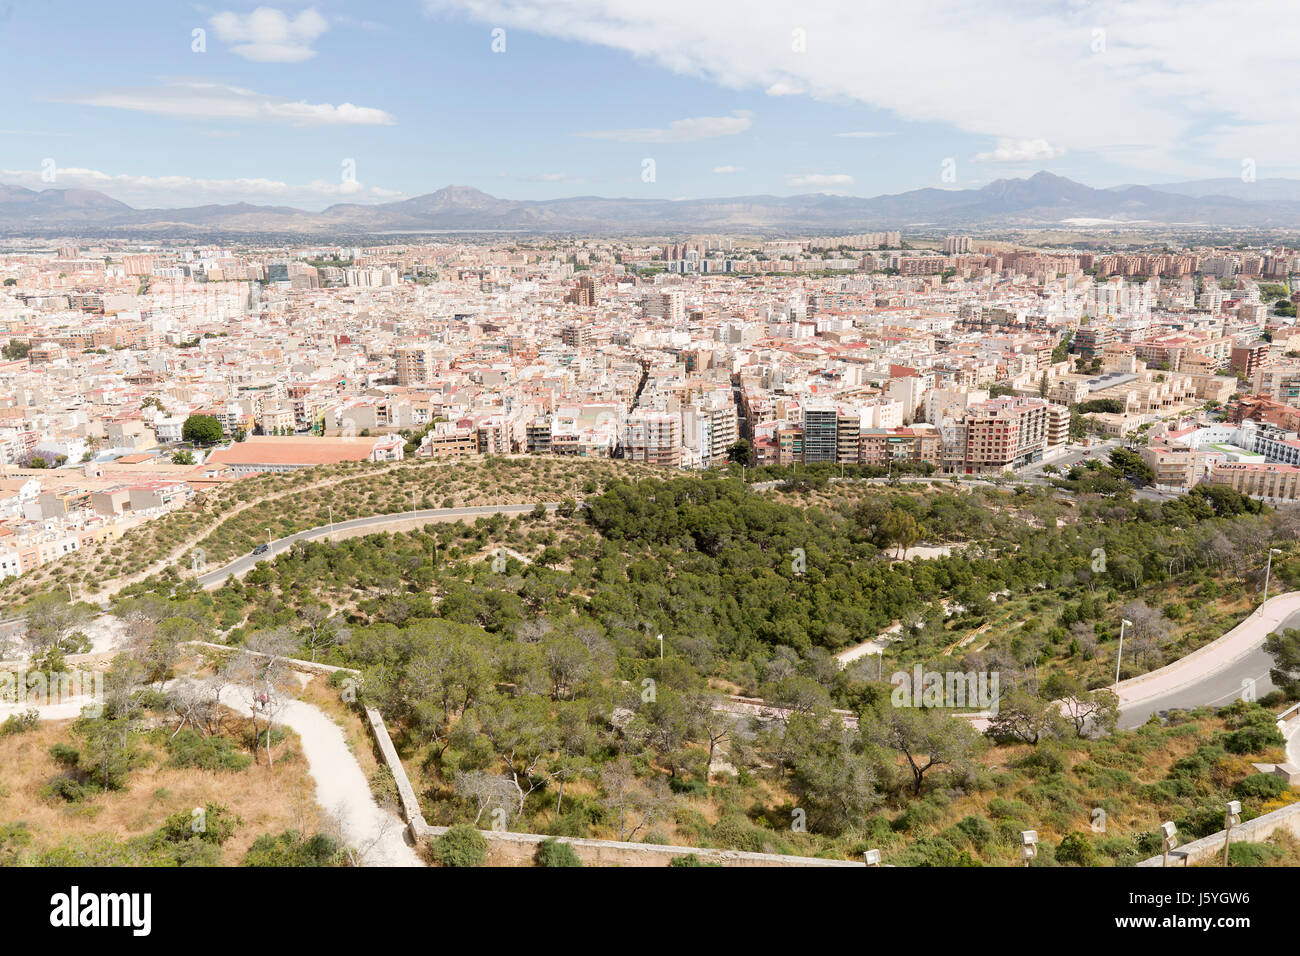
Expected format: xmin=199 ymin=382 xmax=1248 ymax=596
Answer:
xmin=1136 ymin=800 xmax=1300 ymax=867
xmin=358 ymin=701 xmax=862 ymax=867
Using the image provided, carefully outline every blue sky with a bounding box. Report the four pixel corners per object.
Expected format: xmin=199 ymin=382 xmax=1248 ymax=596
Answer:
xmin=0 ymin=1 xmax=1295 ymax=209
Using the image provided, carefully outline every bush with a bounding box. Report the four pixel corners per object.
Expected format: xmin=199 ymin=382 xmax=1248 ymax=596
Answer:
xmin=159 ymin=804 xmax=239 ymax=846
xmin=1056 ymin=831 xmax=1098 ymax=866
xmin=431 ymin=824 xmax=488 ymax=867
xmin=48 ymin=742 xmax=81 ymax=768
xmin=242 ymin=831 xmax=342 ymax=867
xmin=892 ymin=836 xmax=979 ymax=867
xmin=0 ymin=710 xmax=39 ymax=736
xmin=1234 ymin=773 xmax=1288 ymax=801
xmin=166 ymin=730 xmax=253 ymax=772
xmin=668 ymin=853 xmax=719 ymax=867
xmin=953 ymin=815 xmax=996 ymax=850
xmin=41 ymin=777 xmax=90 ymax=803
xmin=536 ymin=837 xmax=582 ymax=867
xmin=1228 ymin=841 xmax=1285 ymax=866
xmin=709 ymin=815 xmax=764 ymax=852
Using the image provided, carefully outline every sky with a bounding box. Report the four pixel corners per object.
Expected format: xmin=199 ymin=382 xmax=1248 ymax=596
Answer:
xmin=0 ymin=0 xmax=1297 ymax=210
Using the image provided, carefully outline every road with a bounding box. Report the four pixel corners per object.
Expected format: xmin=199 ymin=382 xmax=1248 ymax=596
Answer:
xmin=196 ymin=502 xmax=562 ymax=589
xmin=1116 ymin=594 xmax=1300 ymax=728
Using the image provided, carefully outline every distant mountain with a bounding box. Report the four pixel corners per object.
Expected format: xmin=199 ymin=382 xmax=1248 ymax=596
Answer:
xmin=5 ymin=172 xmax=1300 ymax=238
xmin=1142 ymin=178 xmax=1300 ymax=203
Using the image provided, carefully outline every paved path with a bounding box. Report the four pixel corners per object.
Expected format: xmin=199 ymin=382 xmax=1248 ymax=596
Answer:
xmin=197 ymin=502 xmax=561 ymax=589
xmin=1 ymin=679 xmax=421 ymax=867
xmin=1116 ymin=591 xmax=1300 ymax=728
xmin=216 ymin=686 xmax=421 ymax=867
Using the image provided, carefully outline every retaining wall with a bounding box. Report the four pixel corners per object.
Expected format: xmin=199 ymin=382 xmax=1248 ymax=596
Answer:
xmin=1136 ymin=800 xmax=1300 ymax=867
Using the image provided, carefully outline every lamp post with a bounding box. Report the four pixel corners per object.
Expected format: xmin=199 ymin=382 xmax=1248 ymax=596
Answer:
xmin=1115 ymin=618 xmax=1134 ymax=688
xmin=1263 ymin=547 xmax=1282 ymax=604
xmin=265 ymin=528 xmax=272 ymax=547
xmin=1160 ymin=821 xmax=1178 ymax=867
xmin=1021 ymin=830 xmax=1038 ymax=867
xmin=657 ymin=633 xmax=664 ymax=660
xmin=328 ymin=505 xmax=334 ymax=533
xmin=1223 ymin=801 xmax=1241 ymax=866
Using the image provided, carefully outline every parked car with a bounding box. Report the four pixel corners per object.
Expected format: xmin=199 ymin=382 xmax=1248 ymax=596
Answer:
xmin=253 ymin=543 xmax=269 ymax=555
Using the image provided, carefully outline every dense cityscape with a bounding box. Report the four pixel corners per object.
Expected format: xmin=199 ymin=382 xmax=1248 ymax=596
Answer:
xmin=4 ymin=234 xmax=1300 ymax=580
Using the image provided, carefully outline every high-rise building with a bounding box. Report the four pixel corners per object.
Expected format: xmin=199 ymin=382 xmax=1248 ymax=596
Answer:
xmin=961 ymin=397 xmax=1065 ymax=474
xmin=648 ymin=288 xmax=685 ymax=324
xmin=394 ymin=344 xmax=436 ymax=386
xmin=802 ymin=404 xmax=839 ymax=463
xmin=623 ymin=411 xmax=682 ymax=466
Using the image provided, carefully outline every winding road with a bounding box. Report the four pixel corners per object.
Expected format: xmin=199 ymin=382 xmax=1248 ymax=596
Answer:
xmin=1116 ymin=591 xmax=1300 ymax=729
xmin=196 ymin=502 xmax=562 ymax=589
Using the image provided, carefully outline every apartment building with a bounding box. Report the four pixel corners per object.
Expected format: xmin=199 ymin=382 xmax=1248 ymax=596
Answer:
xmin=395 ymin=343 xmax=436 ymax=386
xmin=623 ymin=411 xmax=682 ymax=466
xmin=801 ymin=404 xmax=839 ymax=463
xmin=1209 ymin=461 xmax=1300 ymax=500
xmin=961 ymin=397 xmax=1065 ymax=474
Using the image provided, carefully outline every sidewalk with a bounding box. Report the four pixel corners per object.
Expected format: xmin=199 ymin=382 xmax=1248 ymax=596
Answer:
xmin=1116 ymin=590 xmax=1300 ymax=708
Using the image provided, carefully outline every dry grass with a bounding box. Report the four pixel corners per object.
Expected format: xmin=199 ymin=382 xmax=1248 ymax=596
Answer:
xmin=0 ymin=715 xmax=319 ymax=864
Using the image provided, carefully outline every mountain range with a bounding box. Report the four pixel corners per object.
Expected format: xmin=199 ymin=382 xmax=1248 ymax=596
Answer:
xmin=4 ymin=172 xmax=1300 ymax=238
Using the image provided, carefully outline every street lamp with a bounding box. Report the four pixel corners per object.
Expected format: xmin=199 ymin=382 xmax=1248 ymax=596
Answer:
xmin=1160 ymin=821 xmax=1178 ymax=867
xmin=875 ymin=647 xmax=884 ymax=681
xmin=1115 ymin=618 xmax=1134 ymax=688
xmin=328 ymin=505 xmax=334 ymax=532
xmin=1021 ymin=830 xmax=1038 ymax=867
xmin=657 ymin=633 xmax=664 ymax=660
xmin=1263 ymin=547 xmax=1282 ymax=603
xmin=1223 ymin=801 xmax=1242 ymax=866
xmin=265 ymin=528 xmax=272 ymax=547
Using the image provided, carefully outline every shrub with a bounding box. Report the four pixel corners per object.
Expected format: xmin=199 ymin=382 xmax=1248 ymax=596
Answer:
xmin=159 ymin=804 xmax=239 ymax=846
xmin=1234 ymin=773 xmax=1288 ymax=801
xmin=41 ymin=777 xmax=89 ymax=803
xmin=668 ymin=853 xmax=719 ymax=867
xmin=166 ymin=730 xmax=253 ymax=772
xmin=892 ymin=836 xmax=979 ymax=867
xmin=709 ymin=815 xmax=764 ymax=852
xmin=1056 ymin=831 xmax=1098 ymax=866
xmin=48 ymin=743 xmax=81 ymax=768
xmin=1228 ymin=841 xmax=1284 ymax=866
xmin=431 ymin=824 xmax=488 ymax=867
xmin=536 ymin=837 xmax=582 ymax=867
xmin=242 ymin=831 xmax=342 ymax=867
xmin=953 ymin=814 xmax=996 ymax=850
xmin=0 ymin=710 xmax=39 ymax=736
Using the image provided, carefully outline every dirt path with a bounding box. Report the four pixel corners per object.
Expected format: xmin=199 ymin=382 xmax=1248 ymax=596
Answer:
xmin=216 ymin=686 xmax=422 ymax=867
xmin=1 ymin=674 xmax=422 ymax=867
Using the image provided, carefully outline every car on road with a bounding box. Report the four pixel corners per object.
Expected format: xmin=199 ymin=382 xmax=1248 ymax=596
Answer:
xmin=253 ymin=543 xmax=269 ymax=555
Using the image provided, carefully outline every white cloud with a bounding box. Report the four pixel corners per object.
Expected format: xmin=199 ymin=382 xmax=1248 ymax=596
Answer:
xmin=765 ymin=83 xmax=803 ymax=96
xmin=834 ymin=131 xmax=895 ymax=139
xmin=0 ymin=166 xmax=403 ymax=209
xmin=516 ymin=172 xmax=579 ymax=182
xmin=786 ymin=173 xmax=854 ymax=188
xmin=210 ymin=6 xmax=330 ymax=63
xmin=424 ymin=0 xmax=1300 ymax=178
xmin=62 ymin=81 xmax=395 ymax=127
xmin=974 ymin=138 xmax=1066 ymax=163
xmin=576 ymin=113 xmax=751 ymax=142
xmin=713 ymin=165 xmax=743 ymax=174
